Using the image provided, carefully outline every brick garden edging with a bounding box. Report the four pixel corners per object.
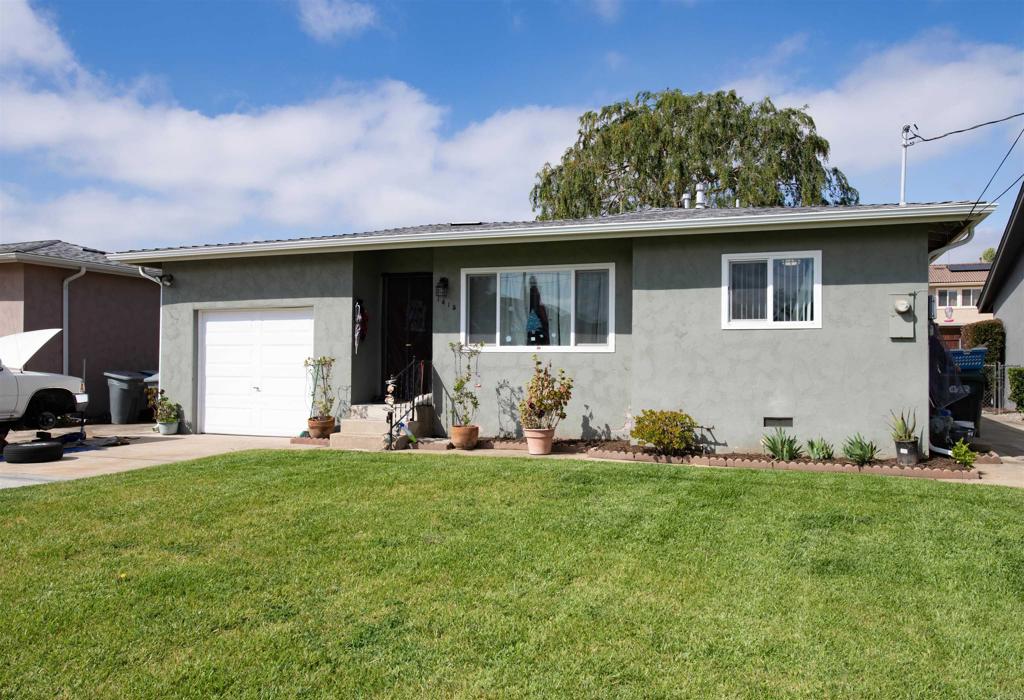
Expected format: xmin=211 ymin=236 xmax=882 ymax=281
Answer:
xmin=585 ymin=448 xmax=982 ymax=480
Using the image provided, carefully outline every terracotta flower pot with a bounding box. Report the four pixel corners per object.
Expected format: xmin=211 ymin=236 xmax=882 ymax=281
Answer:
xmin=450 ymin=424 xmax=479 ymax=450
xmin=307 ymin=416 xmax=335 ymax=439
xmin=524 ymin=428 xmax=555 ymax=455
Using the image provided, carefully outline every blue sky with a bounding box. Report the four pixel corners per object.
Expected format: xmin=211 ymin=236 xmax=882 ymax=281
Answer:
xmin=1 ymin=0 xmax=1022 ymax=259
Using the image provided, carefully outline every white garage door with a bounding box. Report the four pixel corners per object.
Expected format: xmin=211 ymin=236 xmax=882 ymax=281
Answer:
xmin=200 ymin=308 xmax=314 ymax=436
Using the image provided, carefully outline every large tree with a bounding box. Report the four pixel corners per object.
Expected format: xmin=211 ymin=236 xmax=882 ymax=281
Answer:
xmin=531 ymin=90 xmax=858 ymax=220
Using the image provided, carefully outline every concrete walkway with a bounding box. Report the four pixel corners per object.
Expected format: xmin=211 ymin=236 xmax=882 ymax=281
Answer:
xmin=0 ymin=424 xmax=311 ymax=489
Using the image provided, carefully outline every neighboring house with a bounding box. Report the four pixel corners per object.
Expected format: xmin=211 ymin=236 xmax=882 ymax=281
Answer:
xmin=979 ymin=184 xmax=1023 ymax=407
xmin=928 ymin=262 xmax=993 ymax=349
xmin=0 ymin=241 xmax=160 ymax=420
xmin=110 ymin=201 xmax=990 ymax=454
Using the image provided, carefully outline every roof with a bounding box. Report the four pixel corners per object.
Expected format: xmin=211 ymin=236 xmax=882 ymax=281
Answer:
xmin=929 ymin=262 xmax=991 ymax=285
xmin=979 ymin=184 xmax=1024 ymax=313
xmin=0 ymin=240 xmax=157 ymax=277
xmin=108 ymin=200 xmax=994 ymax=265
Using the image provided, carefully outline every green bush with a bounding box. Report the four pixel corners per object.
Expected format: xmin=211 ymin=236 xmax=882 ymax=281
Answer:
xmin=631 ymin=410 xmax=698 ymax=455
xmin=962 ymin=319 xmax=1005 ymax=363
xmin=806 ymin=438 xmax=835 ymax=461
xmin=951 ymin=438 xmax=977 ymax=468
xmin=1009 ymin=367 xmax=1024 ymax=410
xmin=761 ymin=428 xmax=803 ymax=460
xmin=842 ymin=433 xmax=879 ymax=466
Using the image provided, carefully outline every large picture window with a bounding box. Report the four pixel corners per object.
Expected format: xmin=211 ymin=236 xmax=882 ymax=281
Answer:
xmin=462 ymin=264 xmax=614 ymax=351
xmin=721 ymin=251 xmax=822 ymax=329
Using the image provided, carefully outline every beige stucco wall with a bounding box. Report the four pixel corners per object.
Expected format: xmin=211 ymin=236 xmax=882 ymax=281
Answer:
xmin=0 ymin=263 xmax=26 ymax=337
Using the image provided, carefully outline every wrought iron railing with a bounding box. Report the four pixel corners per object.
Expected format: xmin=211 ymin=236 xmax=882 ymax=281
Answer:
xmin=385 ymin=358 xmax=431 ymax=449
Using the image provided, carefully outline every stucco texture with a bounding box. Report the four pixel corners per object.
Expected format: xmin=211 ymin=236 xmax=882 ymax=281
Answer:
xmin=160 ymin=254 xmax=353 ymax=433
xmin=156 ymin=226 xmax=934 ymax=453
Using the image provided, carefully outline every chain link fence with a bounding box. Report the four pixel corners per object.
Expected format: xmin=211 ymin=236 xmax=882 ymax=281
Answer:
xmin=983 ymin=363 xmax=1022 ymax=413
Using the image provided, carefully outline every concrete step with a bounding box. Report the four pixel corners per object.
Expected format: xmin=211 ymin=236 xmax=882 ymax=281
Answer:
xmin=329 ymin=432 xmax=408 ymax=452
xmin=338 ymin=419 xmax=390 ymax=437
xmin=348 ymin=403 xmax=392 ymax=421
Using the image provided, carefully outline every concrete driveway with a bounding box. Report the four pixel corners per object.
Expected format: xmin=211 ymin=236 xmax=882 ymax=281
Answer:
xmin=0 ymin=423 xmax=313 ymax=489
xmin=961 ymin=414 xmax=1024 ymax=488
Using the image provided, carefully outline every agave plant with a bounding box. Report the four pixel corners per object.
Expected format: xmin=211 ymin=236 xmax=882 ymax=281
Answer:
xmin=888 ymin=409 xmax=918 ymax=443
xmin=806 ymin=437 xmax=835 ymax=461
xmin=761 ymin=427 xmax=803 ymax=461
xmin=842 ymin=433 xmax=879 ymax=466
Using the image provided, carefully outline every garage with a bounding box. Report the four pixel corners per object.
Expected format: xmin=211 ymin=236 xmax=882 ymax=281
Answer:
xmin=199 ymin=308 xmax=314 ymax=436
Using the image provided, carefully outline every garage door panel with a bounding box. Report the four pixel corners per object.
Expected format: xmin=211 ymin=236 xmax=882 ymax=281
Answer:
xmin=201 ymin=308 xmax=314 ymax=436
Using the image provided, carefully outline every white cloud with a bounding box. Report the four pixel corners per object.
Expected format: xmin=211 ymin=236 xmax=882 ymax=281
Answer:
xmin=0 ymin=0 xmax=76 ymax=74
xmin=728 ymin=30 xmax=1024 ymax=173
xmin=589 ymin=0 xmax=621 ymax=22
xmin=295 ymin=0 xmax=377 ymax=42
xmin=0 ymin=0 xmax=580 ymax=251
xmin=604 ymin=51 xmax=625 ymax=70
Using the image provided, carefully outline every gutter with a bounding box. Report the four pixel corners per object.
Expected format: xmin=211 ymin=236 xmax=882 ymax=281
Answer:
xmin=928 ymin=224 xmax=975 ymax=263
xmin=108 ymin=202 xmax=995 ymax=265
xmin=0 ymin=252 xmax=146 ymax=277
xmin=62 ymin=266 xmax=87 ymax=375
xmin=138 ymin=267 xmax=164 ymax=389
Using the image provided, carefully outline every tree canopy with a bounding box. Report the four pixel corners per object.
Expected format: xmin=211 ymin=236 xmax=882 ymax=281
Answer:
xmin=980 ymin=247 xmax=996 ymax=262
xmin=531 ymin=90 xmax=859 ymax=220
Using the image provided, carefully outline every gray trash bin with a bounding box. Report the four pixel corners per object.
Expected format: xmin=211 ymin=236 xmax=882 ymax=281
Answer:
xmin=105 ymin=371 xmax=150 ymax=424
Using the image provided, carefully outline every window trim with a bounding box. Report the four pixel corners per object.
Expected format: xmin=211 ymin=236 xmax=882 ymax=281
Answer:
xmin=460 ymin=262 xmax=615 ymax=353
xmin=936 ymin=288 xmax=960 ymax=308
xmin=720 ymin=250 xmax=823 ymax=330
xmin=959 ymin=288 xmax=979 ymax=308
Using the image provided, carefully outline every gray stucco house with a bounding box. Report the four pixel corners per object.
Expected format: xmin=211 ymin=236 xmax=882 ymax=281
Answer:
xmin=979 ymin=184 xmax=1023 ymax=408
xmin=110 ymin=201 xmax=990 ymax=453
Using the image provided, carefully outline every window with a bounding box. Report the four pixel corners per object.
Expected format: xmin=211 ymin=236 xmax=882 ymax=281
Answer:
xmin=721 ymin=251 xmax=822 ymax=329
xmin=461 ymin=264 xmax=614 ymax=351
xmin=960 ymin=288 xmax=979 ymax=308
xmin=937 ymin=289 xmax=958 ymax=308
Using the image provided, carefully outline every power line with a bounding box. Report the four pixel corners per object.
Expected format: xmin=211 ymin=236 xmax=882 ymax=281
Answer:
xmin=985 ymin=171 xmax=1024 ymax=211
xmin=965 ymin=124 xmax=1024 ymax=222
xmin=908 ymin=111 xmax=1024 ymax=144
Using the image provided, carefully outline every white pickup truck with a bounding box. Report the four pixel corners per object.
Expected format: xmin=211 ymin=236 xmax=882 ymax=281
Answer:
xmin=0 ymin=329 xmax=89 ymax=442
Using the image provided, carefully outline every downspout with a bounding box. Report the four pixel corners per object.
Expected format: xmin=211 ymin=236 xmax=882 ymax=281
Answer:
xmin=138 ymin=267 xmax=163 ymax=389
xmin=928 ymin=224 xmax=975 ymax=263
xmin=62 ymin=267 xmax=87 ymax=375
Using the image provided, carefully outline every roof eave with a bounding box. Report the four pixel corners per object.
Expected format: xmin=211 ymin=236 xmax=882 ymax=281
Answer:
xmin=0 ymin=252 xmax=152 ymax=277
xmin=978 ymin=186 xmax=1024 ymax=312
xmin=108 ymin=202 xmax=994 ymax=265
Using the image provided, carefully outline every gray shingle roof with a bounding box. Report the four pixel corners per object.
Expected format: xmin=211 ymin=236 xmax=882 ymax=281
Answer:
xmin=0 ymin=239 xmax=153 ymax=275
xmin=116 ymin=201 xmax=977 ymax=255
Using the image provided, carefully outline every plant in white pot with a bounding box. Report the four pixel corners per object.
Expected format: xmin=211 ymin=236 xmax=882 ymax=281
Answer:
xmin=518 ymin=356 xmax=574 ymax=455
xmin=448 ymin=341 xmax=482 ymax=449
xmin=304 ymin=356 xmax=337 ymax=439
xmin=154 ymin=392 xmax=181 ymax=435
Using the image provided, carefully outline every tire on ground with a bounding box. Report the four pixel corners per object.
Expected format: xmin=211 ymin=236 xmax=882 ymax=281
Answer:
xmin=3 ymin=440 xmax=65 ymax=464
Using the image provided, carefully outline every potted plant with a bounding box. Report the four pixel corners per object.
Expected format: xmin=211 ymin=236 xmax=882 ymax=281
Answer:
xmin=448 ymin=342 xmax=482 ymax=449
xmin=888 ymin=409 xmax=919 ymax=466
xmin=518 ymin=356 xmax=574 ymax=455
xmin=304 ymin=356 xmax=336 ymax=439
xmin=155 ymin=393 xmax=181 ymax=435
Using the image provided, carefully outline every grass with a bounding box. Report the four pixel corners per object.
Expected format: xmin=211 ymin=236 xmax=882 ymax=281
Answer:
xmin=1 ymin=450 xmax=1023 ymax=699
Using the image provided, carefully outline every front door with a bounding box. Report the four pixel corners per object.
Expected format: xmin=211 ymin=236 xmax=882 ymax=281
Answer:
xmin=382 ymin=273 xmax=433 ymax=383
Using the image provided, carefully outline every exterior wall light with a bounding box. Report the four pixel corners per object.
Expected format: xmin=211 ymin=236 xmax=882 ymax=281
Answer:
xmin=435 ymin=277 xmax=449 ymax=302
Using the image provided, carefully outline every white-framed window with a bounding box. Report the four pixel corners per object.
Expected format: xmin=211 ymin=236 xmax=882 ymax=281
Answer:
xmin=461 ymin=263 xmax=615 ymax=352
xmin=721 ymin=250 xmax=822 ymax=329
xmin=959 ymin=288 xmax=979 ymax=308
xmin=937 ymin=289 xmax=959 ymax=308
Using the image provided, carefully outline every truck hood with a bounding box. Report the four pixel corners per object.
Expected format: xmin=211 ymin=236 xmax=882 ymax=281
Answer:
xmin=0 ymin=328 xmax=61 ymax=370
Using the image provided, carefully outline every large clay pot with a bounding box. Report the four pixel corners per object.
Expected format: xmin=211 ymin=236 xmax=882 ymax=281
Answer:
xmin=307 ymin=416 xmax=335 ymax=439
xmin=524 ymin=428 xmax=555 ymax=455
xmin=450 ymin=424 xmax=479 ymax=450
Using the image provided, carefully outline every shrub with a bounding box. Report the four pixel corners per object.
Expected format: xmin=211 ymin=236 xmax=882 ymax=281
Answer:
xmin=448 ymin=342 xmax=483 ymax=426
xmin=761 ymin=428 xmax=803 ymax=460
xmin=518 ymin=356 xmax=574 ymax=430
xmin=631 ymin=409 xmax=698 ymax=455
xmin=1009 ymin=367 xmax=1024 ymax=410
xmin=962 ymin=318 xmax=1005 ymax=363
xmin=888 ymin=409 xmax=917 ymax=443
xmin=951 ymin=438 xmax=977 ymax=468
xmin=842 ymin=433 xmax=879 ymax=466
xmin=806 ymin=438 xmax=835 ymax=461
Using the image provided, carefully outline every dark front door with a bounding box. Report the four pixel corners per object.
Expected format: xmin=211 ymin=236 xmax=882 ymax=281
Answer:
xmin=382 ymin=273 xmax=433 ymax=383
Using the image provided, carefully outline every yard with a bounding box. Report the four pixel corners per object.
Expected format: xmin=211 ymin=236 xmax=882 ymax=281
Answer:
xmin=1 ymin=451 xmax=1022 ymax=699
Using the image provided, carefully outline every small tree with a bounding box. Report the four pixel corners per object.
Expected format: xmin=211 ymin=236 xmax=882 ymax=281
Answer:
xmin=962 ymin=319 xmax=1005 ymax=363
xmin=448 ymin=342 xmax=482 ymax=426
xmin=980 ymin=247 xmax=996 ymax=262
xmin=304 ymin=356 xmax=336 ymax=419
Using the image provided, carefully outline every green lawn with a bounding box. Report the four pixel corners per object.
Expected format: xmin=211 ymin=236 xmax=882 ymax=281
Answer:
xmin=1 ymin=451 xmax=1022 ymax=699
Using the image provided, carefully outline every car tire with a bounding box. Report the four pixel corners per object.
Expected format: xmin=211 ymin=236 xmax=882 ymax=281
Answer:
xmin=3 ymin=440 xmax=65 ymax=464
